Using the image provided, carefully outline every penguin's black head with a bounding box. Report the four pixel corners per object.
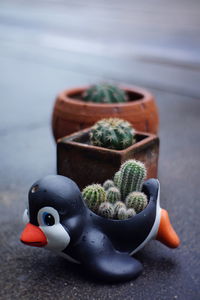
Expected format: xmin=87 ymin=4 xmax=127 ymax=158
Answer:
xmin=28 ymin=175 xmax=85 ymax=224
xmin=21 ymin=175 xmax=87 ymax=252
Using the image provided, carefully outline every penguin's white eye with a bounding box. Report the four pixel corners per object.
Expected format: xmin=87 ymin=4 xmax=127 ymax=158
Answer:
xmin=37 ymin=207 xmax=59 ymax=227
xmin=23 ymin=208 xmax=29 ymax=224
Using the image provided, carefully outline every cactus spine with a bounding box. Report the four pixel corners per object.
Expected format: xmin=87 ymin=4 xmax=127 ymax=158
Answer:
xmin=103 ymin=180 xmax=115 ymax=191
xmin=125 ymin=192 xmax=148 ymax=213
xmin=90 ymin=118 xmax=135 ymax=150
xmin=82 ymin=184 xmax=106 ymax=212
xmin=82 ymin=159 xmax=148 ymax=219
xmin=98 ymin=202 xmax=114 ymax=219
xmin=116 ymin=160 xmax=147 ymax=200
xmin=82 ymin=84 xmax=128 ymax=103
xmin=106 ymin=187 xmax=121 ymax=204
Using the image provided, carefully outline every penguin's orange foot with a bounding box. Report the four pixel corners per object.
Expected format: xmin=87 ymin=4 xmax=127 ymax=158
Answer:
xmin=156 ymin=209 xmax=180 ymax=248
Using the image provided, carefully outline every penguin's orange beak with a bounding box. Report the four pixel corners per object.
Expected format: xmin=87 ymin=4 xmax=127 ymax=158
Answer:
xmin=20 ymin=223 xmax=47 ymax=247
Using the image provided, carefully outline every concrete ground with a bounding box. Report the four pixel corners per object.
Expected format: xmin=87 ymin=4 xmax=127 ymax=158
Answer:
xmin=0 ymin=1 xmax=200 ymax=299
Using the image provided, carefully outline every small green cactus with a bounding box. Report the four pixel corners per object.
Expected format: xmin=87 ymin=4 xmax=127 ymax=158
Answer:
xmin=90 ymin=118 xmax=135 ymax=150
xmin=82 ymin=184 xmax=106 ymax=212
xmin=103 ymin=179 xmax=115 ymax=191
xmin=127 ymin=208 xmax=136 ymax=218
xmin=98 ymin=202 xmax=114 ymax=219
xmin=125 ymin=191 xmax=148 ymax=213
xmin=106 ymin=187 xmax=121 ymax=204
xmin=113 ymin=171 xmax=121 ymax=186
xmin=113 ymin=201 xmax=126 ymax=218
xmin=117 ymin=207 xmax=127 ymax=220
xmin=82 ymin=83 xmax=128 ymax=103
xmin=116 ymin=160 xmax=147 ymax=200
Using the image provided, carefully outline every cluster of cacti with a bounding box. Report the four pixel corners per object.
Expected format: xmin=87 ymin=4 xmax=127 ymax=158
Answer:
xmin=90 ymin=118 xmax=135 ymax=150
xmin=82 ymin=160 xmax=148 ymax=220
xmin=82 ymin=83 xmax=128 ymax=103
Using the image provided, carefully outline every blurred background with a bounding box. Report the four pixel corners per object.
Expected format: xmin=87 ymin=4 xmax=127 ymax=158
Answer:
xmin=0 ymin=0 xmax=200 ymax=299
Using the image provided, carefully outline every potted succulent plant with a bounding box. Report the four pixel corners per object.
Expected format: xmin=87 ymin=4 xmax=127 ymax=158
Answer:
xmin=57 ymin=118 xmax=159 ymax=189
xmin=52 ymin=83 xmax=159 ymax=141
xmin=82 ymin=160 xmax=148 ymax=220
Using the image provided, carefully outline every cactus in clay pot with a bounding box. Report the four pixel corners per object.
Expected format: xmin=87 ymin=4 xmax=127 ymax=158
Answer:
xmin=90 ymin=118 xmax=135 ymax=150
xmin=103 ymin=180 xmax=115 ymax=191
xmin=116 ymin=160 xmax=147 ymax=200
xmin=125 ymin=191 xmax=148 ymax=213
xmin=98 ymin=202 xmax=114 ymax=219
xmin=82 ymin=184 xmax=106 ymax=213
xmin=106 ymin=187 xmax=121 ymax=204
xmin=82 ymin=83 xmax=128 ymax=103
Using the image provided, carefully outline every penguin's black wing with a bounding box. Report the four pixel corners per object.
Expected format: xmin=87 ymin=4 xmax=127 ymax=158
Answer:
xmin=75 ymin=229 xmax=143 ymax=282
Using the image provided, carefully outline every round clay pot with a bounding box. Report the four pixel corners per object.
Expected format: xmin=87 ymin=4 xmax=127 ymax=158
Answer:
xmin=52 ymin=85 xmax=159 ymax=141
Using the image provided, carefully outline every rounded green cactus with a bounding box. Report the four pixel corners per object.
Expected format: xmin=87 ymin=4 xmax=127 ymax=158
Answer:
xmin=113 ymin=201 xmax=126 ymax=218
xmin=127 ymin=208 xmax=136 ymax=218
xmin=106 ymin=187 xmax=121 ymax=204
xmin=98 ymin=202 xmax=114 ymax=219
xmin=90 ymin=118 xmax=135 ymax=150
xmin=103 ymin=179 xmax=115 ymax=191
xmin=82 ymin=184 xmax=106 ymax=212
xmin=82 ymin=83 xmax=128 ymax=103
xmin=116 ymin=207 xmax=127 ymax=220
xmin=117 ymin=160 xmax=147 ymax=200
xmin=125 ymin=191 xmax=148 ymax=213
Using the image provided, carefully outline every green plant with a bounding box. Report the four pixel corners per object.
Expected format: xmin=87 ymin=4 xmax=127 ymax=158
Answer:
xmin=116 ymin=160 xmax=147 ymax=200
xmin=98 ymin=202 xmax=114 ymax=219
xmin=113 ymin=201 xmax=126 ymax=218
xmin=82 ymin=83 xmax=128 ymax=103
xmin=90 ymin=118 xmax=135 ymax=150
xmin=117 ymin=207 xmax=127 ymax=220
xmin=127 ymin=208 xmax=136 ymax=218
xmin=82 ymin=184 xmax=106 ymax=212
xmin=103 ymin=179 xmax=115 ymax=191
xmin=125 ymin=191 xmax=148 ymax=213
xmin=106 ymin=187 xmax=121 ymax=204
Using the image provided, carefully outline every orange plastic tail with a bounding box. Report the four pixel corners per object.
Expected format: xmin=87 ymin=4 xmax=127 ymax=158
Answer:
xmin=156 ymin=209 xmax=180 ymax=248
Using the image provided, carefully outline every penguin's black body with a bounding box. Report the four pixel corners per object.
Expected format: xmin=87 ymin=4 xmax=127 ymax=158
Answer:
xmin=21 ymin=175 xmax=179 ymax=282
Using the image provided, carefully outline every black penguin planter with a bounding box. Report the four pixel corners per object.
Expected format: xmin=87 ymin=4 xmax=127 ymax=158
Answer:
xmin=20 ymin=175 xmax=180 ymax=282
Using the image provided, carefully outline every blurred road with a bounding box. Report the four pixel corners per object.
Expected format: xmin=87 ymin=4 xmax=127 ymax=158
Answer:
xmin=0 ymin=1 xmax=200 ymax=299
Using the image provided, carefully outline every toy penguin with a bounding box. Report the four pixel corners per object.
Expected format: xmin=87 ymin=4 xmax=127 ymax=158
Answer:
xmin=20 ymin=175 xmax=180 ymax=282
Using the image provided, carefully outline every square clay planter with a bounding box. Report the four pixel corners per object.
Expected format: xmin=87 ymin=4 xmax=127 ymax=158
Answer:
xmin=57 ymin=128 xmax=159 ymax=189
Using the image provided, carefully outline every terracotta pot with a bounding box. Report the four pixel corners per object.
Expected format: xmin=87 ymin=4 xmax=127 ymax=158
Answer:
xmin=52 ymin=85 xmax=159 ymax=141
xmin=57 ymin=128 xmax=159 ymax=190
